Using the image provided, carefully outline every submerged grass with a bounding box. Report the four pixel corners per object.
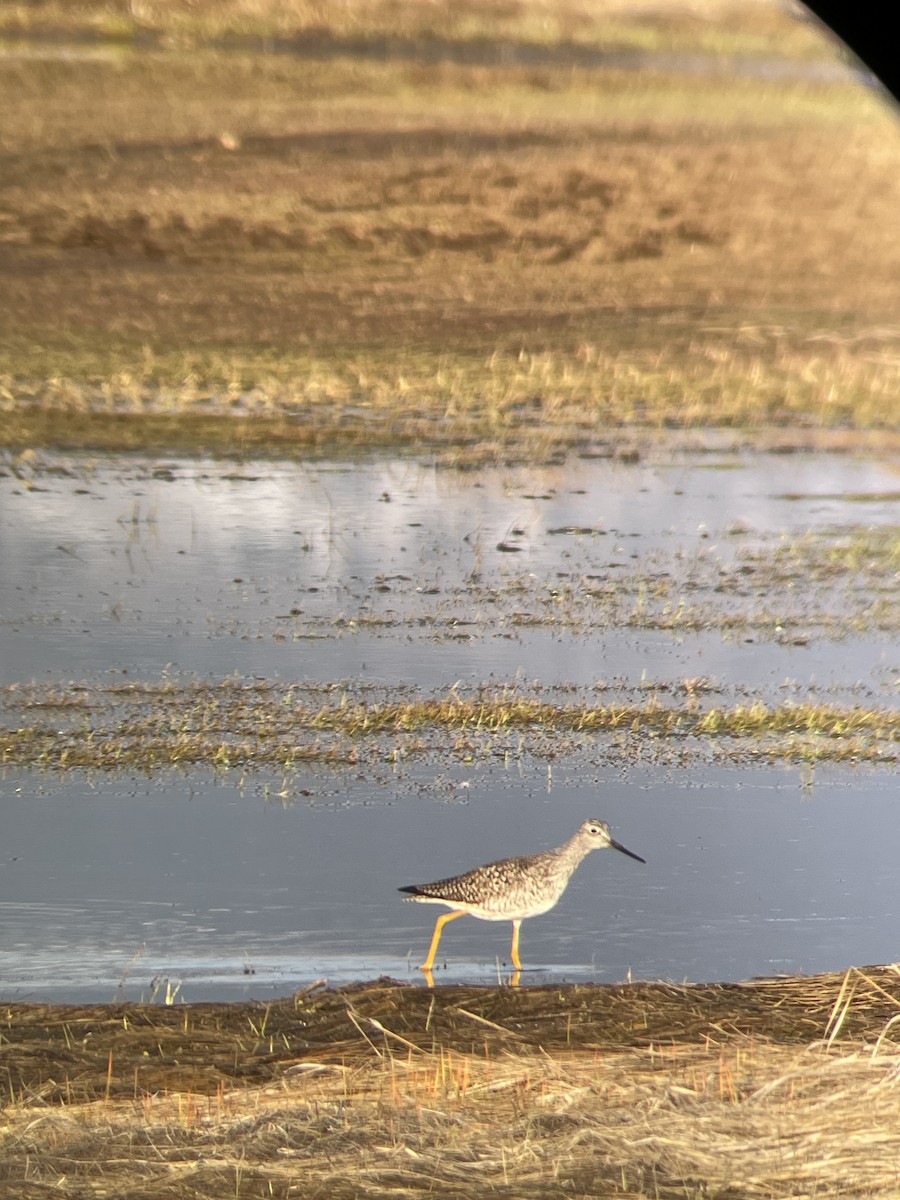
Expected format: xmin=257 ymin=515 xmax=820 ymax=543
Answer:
xmin=3 ymin=677 xmax=898 ymax=771
xmin=5 ymin=969 xmax=900 ymax=1197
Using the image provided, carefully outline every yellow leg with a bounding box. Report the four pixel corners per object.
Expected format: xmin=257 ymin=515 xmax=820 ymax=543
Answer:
xmin=421 ymin=910 xmax=466 ymax=971
xmin=510 ymin=920 xmax=523 ymax=969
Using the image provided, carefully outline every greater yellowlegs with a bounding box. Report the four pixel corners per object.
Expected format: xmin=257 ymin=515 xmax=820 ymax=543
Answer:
xmin=399 ymin=818 xmax=645 ymax=971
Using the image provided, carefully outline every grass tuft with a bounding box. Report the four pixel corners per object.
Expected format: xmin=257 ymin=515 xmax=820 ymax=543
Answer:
xmin=3 ymin=676 xmax=898 ymax=771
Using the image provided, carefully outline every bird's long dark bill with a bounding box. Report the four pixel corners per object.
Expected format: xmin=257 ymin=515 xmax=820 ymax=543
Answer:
xmin=611 ymin=839 xmax=646 ymax=864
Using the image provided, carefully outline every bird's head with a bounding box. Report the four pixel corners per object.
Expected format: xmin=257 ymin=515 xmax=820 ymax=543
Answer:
xmin=580 ymin=818 xmax=645 ymax=863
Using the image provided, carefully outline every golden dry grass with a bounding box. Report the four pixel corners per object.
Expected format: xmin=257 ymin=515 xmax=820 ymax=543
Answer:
xmin=11 ymin=1042 xmax=900 ymax=1198
xmin=0 ymin=1 xmax=898 ymax=458
xmin=6 ymin=968 xmax=900 ymax=1198
xmin=0 ymin=0 xmax=838 ymax=57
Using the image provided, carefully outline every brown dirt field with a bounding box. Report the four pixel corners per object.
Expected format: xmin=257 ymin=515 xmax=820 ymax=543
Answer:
xmin=1 ymin=3 xmax=898 ymax=458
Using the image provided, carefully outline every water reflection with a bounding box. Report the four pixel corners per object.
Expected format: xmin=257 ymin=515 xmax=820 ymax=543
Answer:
xmin=2 ymin=451 xmax=897 ymax=696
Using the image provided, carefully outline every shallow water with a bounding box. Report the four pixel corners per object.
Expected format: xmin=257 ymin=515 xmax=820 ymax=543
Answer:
xmin=1 ymin=448 xmax=898 ymax=999
xmin=2 ymin=760 xmax=898 ymax=1001
xmin=2 ymin=450 xmax=897 ymax=695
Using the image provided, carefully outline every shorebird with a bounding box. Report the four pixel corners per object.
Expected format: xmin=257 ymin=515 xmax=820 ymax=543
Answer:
xmin=399 ymin=818 xmax=645 ymax=971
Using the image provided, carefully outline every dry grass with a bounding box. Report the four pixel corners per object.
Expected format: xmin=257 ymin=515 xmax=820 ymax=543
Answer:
xmin=0 ymin=2 xmax=898 ymax=459
xmin=5 ymin=968 xmax=900 ymax=1197
xmin=0 ymin=0 xmax=838 ymax=58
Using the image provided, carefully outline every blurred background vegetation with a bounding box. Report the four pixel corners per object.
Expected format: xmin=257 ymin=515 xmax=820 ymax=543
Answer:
xmin=1 ymin=0 xmax=898 ymax=457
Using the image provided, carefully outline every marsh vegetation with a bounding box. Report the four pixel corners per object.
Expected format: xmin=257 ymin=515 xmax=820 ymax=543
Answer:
xmin=7 ymin=971 xmax=900 ymax=1198
xmin=2 ymin=1 xmax=900 ymax=1196
xmin=1 ymin=0 xmax=899 ymax=459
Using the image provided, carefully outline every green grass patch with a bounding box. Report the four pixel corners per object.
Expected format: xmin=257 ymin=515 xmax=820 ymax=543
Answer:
xmin=4 ymin=678 xmax=898 ymax=771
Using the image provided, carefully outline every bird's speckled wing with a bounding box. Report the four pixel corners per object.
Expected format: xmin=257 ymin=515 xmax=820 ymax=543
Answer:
xmin=401 ymin=850 xmax=563 ymax=912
